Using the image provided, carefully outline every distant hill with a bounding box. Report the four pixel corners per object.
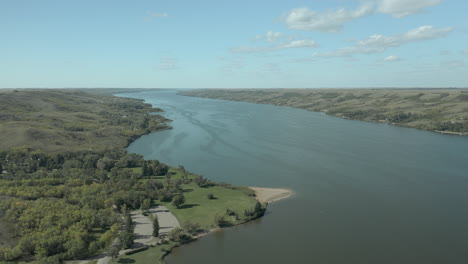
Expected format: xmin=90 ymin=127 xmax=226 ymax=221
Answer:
xmin=0 ymin=89 xmax=170 ymax=152
xmin=181 ymin=88 xmax=468 ymax=135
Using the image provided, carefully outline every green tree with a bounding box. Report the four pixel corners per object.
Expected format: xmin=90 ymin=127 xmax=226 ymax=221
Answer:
xmin=97 ymin=157 xmax=114 ymax=171
xmin=152 ymin=216 xmax=159 ymax=237
xmin=172 ymin=193 xmax=185 ymax=208
xmin=108 ymin=239 xmax=121 ymax=259
xmin=141 ymin=199 xmax=151 ymax=215
xmin=182 ymin=221 xmax=200 ymax=236
xmin=121 ymin=213 xmax=135 ymax=249
xmin=142 ymin=162 xmax=149 ymax=177
xmin=214 ymin=215 xmax=229 ymax=227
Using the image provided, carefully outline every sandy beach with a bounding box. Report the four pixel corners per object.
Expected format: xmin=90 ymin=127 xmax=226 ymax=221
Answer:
xmin=249 ymin=187 xmax=293 ymax=203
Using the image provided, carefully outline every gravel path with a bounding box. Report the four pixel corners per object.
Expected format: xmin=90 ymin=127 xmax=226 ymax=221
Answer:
xmin=133 ymin=205 xmax=181 ymax=246
xmin=92 ymin=205 xmax=180 ymax=264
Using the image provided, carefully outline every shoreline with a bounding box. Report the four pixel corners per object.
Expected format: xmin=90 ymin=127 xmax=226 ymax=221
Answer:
xmin=158 ymin=187 xmax=293 ymax=263
xmin=249 ymin=187 xmax=293 ymax=203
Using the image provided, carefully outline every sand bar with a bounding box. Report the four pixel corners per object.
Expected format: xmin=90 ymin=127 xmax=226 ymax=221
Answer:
xmin=249 ymin=187 xmax=293 ymax=203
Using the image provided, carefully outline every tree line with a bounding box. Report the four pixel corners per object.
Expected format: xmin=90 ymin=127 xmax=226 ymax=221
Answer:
xmin=0 ymin=146 xmax=184 ymax=263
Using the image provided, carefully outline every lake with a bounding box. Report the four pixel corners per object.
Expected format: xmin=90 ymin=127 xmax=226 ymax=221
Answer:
xmin=122 ymin=90 xmax=468 ymax=264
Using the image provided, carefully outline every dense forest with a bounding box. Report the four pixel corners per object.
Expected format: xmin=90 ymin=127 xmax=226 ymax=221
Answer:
xmin=0 ymin=146 xmax=219 ymax=262
xmin=0 ymin=90 xmax=174 ymax=262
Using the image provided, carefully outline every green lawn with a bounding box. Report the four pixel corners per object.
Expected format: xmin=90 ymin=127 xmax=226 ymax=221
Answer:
xmin=162 ymin=183 xmax=257 ymax=229
xmin=111 ymin=243 xmax=177 ymax=264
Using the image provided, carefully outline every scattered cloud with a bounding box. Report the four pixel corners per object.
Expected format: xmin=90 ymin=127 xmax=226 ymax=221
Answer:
xmin=255 ymin=31 xmax=284 ymax=42
xmin=315 ymin=25 xmax=453 ymax=57
xmin=287 ymin=57 xmax=318 ymax=63
xmin=158 ymin=57 xmax=178 ymax=70
xmin=281 ymin=1 xmax=443 ymax=32
xmin=463 ymin=50 xmax=468 ymax=55
xmin=231 ymin=39 xmax=318 ymax=53
xmin=263 ymin=63 xmax=282 ymax=73
xmin=441 ymin=60 xmax=466 ymax=69
xmin=218 ymin=56 xmax=245 ymax=72
xmin=439 ymin=50 xmax=451 ymax=55
xmin=282 ymin=40 xmax=319 ymax=48
xmin=384 ymin=55 xmax=401 ymax=61
xmin=145 ymin=11 xmax=169 ymax=21
xmin=377 ymin=0 xmax=442 ymax=18
xmin=282 ymin=4 xmax=373 ymax=32
xmin=148 ymin=12 xmax=169 ymax=18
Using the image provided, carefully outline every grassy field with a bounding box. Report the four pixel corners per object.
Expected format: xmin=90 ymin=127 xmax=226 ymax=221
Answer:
xmin=181 ymin=88 xmax=468 ymax=135
xmin=0 ymin=89 xmax=170 ymax=152
xmin=163 ymin=183 xmax=257 ymax=229
xmin=143 ymin=168 xmax=258 ymax=229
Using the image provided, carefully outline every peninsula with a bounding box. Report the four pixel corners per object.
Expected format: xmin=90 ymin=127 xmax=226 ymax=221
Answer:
xmin=0 ymin=89 xmax=291 ymax=264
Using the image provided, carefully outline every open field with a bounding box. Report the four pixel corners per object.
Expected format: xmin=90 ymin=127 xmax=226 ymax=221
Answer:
xmin=181 ymin=89 xmax=468 ymax=135
xmin=162 ymin=183 xmax=257 ymax=229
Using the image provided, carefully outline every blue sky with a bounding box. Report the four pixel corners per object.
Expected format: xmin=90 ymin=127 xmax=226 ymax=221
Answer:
xmin=1 ymin=0 xmax=467 ymax=88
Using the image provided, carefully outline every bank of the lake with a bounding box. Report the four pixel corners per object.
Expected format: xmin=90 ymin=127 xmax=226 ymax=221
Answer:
xmin=249 ymin=187 xmax=293 ymax=203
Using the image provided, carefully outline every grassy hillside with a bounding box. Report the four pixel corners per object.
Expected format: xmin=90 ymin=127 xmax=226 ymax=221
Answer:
xmin=180 ymin=89 xmax=468 ymax=135
xmin=0 ymin=89 xmax=171 ymax=152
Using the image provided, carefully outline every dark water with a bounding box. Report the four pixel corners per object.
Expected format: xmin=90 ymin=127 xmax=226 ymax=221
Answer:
xmin=122 ymin=90 xmax=468 ymax=264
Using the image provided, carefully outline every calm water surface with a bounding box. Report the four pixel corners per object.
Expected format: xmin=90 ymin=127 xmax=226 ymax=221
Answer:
xmin=122 ymin=90 xmax=468 ymax=264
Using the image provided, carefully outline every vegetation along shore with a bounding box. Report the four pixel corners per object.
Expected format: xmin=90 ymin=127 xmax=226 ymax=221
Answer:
xmin=0 ymin=89 xmax=291 ymax=264
xmin=180 ymin=88 xmax=468 ymax=136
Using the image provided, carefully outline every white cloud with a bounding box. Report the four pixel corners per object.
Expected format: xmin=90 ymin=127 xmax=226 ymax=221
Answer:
xmin=282 ymin=40 xmax=318 ymax=48
xmin=146 ymin=11 xmax=169 ymax=21
xmin=281 ymin=1 xmax=443 ymax=32
xmin=256 ymin=31 xmax=284 ymax=42
xmin=158 ymin=57 xmax=178 ymax=70
xmin=283 ymin=4 xmax=373 ymax=32
xmin=315 ymin=25 xmax=453 ymax=57
xmin=231 ymin=39 xmax=319 ymax=53
xmin=441 ymin=60 xmax=466 ymax=68
xmin=384 ymin=55 xmax=401 ymax=61
xmin=378 ymin=0 xmax=442 ymax=18
xmin=463 ymin=50 xmax=468 ymax=55
xmin=263 ymin=63 xmax=282 ymax=73
xmin=218 ymin=56 xmax=245 ymax=72
xmin=148 ymin=12 xmax=168 ymax=17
